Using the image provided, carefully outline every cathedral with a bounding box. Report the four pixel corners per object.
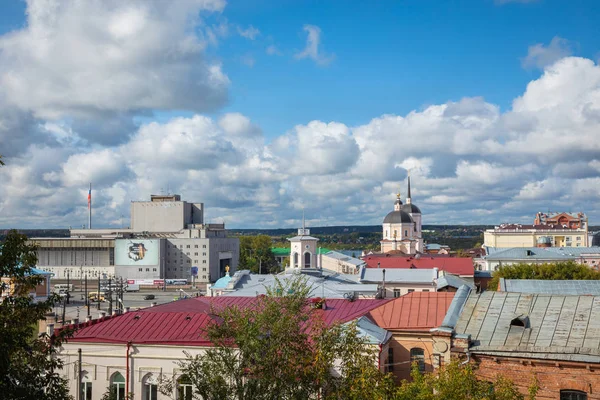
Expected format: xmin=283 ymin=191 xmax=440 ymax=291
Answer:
xmin=380 ymin=175 xmax=423 ymax=254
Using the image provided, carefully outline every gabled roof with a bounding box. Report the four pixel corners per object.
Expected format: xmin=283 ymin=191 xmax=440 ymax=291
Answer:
xmin=367 ymin=292 xmax=455 ymax=331
xmin=67 ymin=297 xmax=392 ymax=345
xmin=437 ymin=274 xmax=474 ymax=290
xmin=363 ymin=255 xmax=474 ymax=276
xmin=499 ymin=279 xmax=600 ymax=295
xmin=359 ymin=268 xmax=436 ymax=284
xmin=454 ymin=291 xmax=600 ymax=363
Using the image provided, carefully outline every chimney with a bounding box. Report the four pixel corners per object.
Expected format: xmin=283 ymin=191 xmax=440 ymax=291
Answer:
xmin=377 ymin=262 xmax=381 ymax=269
xmin=71 ymin=318 xmax=79 ymax=326
xmin=433 ymin=267 xmax=439 ymax=280
xmin=125 ymin=307 xmax=130 ymax=313
xmin=99 ymin=311 xmax=106 ymax=319
xmin=85 ymin=315 xmax=92 ymax=323
xmin=112 ymin=310 xmax=118 ymax=316
xmin=46 ymin=323 xmax=54 ymax=337
xmin=151 ymin=302 xmax=157 ymax=307
xmin=382 ymin=269 xmax=386 ymax=298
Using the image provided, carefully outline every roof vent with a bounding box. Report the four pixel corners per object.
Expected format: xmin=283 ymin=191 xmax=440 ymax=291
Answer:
xmin=526 ymin=250 xmax=534 ymax=256
xmin=510 ymin=315 xmax=529 ymax=328
xmin=133 ymin=315 xmax=141 ymax=320
xmin=185 ymin=315 xmax=191 ymax=321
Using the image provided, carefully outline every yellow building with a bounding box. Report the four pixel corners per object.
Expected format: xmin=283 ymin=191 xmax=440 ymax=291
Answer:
xmin=484 ymin=223 xmax=589 ymax=248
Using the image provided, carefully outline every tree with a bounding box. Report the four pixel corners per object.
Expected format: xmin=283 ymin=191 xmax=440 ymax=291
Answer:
xmin=173 ymin=276 xmax=395 ymax=400
xmin=238 ymin=235 xmax=278 ymax=274
xmin=488 ymin=261 xmax=600 ymax=291
xmin=0 ymin=230 xmax=73 ymax=400
xmin=394 ymin=361 xmax=533 ymax=400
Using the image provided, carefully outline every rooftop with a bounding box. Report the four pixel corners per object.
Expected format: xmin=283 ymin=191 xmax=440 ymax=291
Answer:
xmin=363 ymin=255 xmax=474 ymax=276
xmin=499 ymin=279 xmax=600 ymax=295
xmin=359 ymin=267 xmax=438 ymax=284
xmin=367 ymin=291 xmax=455 ymax=331
xmin=484 ymin=247 xmax=576 ymax=261
xmin=66 ymin=297 xmax=392 ymax=345
xmin=454 ymin=291 xmax=600 ymax=363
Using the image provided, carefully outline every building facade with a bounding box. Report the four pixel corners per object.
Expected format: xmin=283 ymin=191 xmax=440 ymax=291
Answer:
xmin=33 ymin=195 xmax=238 ymax=285
xmin=380 ymin=176 xmax=423 ymax=254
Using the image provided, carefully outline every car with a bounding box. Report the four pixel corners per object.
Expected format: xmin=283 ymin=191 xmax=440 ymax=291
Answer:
xmin=144 ymin=294 xmax=155 ymax=300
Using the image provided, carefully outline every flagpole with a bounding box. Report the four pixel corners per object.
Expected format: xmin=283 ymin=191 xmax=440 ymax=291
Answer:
xmin=88 ymin=183 xmax=92 ymax=230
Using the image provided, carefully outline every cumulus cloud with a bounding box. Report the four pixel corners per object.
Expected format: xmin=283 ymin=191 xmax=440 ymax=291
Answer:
xmin=521 ymin=36 xmax=575 ymax=70
xmin=0 ymin=0 xmax=229 ymax=121
xmin=295 ymin=25 xmax=335 ymax=66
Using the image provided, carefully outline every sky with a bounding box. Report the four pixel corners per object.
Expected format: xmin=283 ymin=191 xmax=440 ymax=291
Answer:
xmin=0 ymin=0 xmax=600 ymax=229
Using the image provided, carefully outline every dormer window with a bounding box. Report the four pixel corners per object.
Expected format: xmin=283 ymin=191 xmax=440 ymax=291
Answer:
xmin=510 ymin=315 xmax=529 ymax=328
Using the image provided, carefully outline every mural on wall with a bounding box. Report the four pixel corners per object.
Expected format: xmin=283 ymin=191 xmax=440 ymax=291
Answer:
xmin=115 ymin=239 xmax=159 ymax=266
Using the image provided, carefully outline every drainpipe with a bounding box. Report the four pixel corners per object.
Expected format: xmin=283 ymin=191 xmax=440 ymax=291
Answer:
xmin=460 ymin=350 xmax=471 ymax=366
xmin=378 ymin=344 xmax=384 ymax=371
xmin=126 ymin=342 xmax=132 ymax=397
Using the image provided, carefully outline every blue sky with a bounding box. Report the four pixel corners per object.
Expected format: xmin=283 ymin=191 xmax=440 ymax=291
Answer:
xmin=0 ymin=0 xmax=599 ymax=229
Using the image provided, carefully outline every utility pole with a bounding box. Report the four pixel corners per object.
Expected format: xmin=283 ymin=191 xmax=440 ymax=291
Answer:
xmin=85 ymin=274 xmax=89 ymax=316
xmin=61 ymin=296 xmax=66 ymax=325
xmin=77 ymin=348 xmax=82 ymax=400
xmin=66 ymin=269 xmax=70 ymax=305
xmin=108 ymin=277 xmax=113 ymax=315
xmin=96 ymin=275 xmax=101 ymax=310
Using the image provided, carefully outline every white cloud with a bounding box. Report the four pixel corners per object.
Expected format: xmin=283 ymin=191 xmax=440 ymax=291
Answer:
xmin=237 ymin=25 xmax=260 ymax=40
xmin=295 ymin=25 xmax=335 ymax=66
xmin=0 ymin=0 xmax=229 ymax=121
xmin=521 ymin=36 xmax=575 ymax=70
xmin=266 ymin=45 xmax=282 ymax=56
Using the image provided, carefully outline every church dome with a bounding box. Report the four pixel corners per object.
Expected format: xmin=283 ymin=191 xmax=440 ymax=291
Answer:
xmin=402 ymin=203 xmax=421 ymax=214
xmin=383 ymin=210 xmax=414 ymax=224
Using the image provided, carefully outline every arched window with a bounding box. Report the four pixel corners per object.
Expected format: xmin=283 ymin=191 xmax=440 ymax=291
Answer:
xmin=404 ymin=229 xmax=408 ymax=237
xmin=304 ymin=252 xmax=311 ymax=268
xmin=293 ymin=253 xmax=299 ymax=268
xmin=560 ymin=390 xmax=587 ymax=400
xmin=142 ymin=373 xmax=159 ymax=400
xmin=110 ymin=372 xmax=126 ymax=400
xmin=410 ymin=347 xmax=426 ymax=372
xmin=80 ymin=371 xmax=92 ymax=400
xmin=177 ymin=374 xmax=194 ymax=400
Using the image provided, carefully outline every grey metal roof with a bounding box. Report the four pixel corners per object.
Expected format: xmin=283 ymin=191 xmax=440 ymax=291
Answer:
xmin=402 ymin=203 xmax=422 ymax=214
xmin=454 ymin=291 xmax=600 ymax=363
xmin=359 ymin=268 xmax=435 ymax=284
xmin=350 ymin=316 xmax=392 ymax=345
xmin=287 ymin=235 xmax=319 ymax=242
xmin=484 ymin=247 xmax=575 ymax=261
xmin=383 ymin=210 xmax=413 ymax=224
xmin=500 ymin=279 xmax=600 ymax=295
xmin=322 ymin=251 xmax=365 ymax=267
xmin=545 ymin=246 xmax=600 ymax=257
xmin=437 ymin=274 xmax=474 ymax=290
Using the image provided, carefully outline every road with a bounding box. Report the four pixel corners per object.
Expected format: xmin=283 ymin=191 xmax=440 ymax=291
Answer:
xmin=52 ymin=288 xmax=204 ymax=322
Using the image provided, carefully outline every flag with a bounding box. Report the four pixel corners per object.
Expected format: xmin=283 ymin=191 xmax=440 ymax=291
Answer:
xmin=87 ymin=188 xmax=91 ymax=209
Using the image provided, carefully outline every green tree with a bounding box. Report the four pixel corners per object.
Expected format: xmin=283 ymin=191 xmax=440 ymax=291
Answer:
xmin=238 ymin=235 xmax=278 ymax=274
xmin=488 ymin=261 xmax=600 ymax=291
xmin=395 ymin=361 xmax=530 ymax=400
xmin=0 ymin=230 xmax=73 ymax=400
xmin=174 ymin=276 xmax=395 ymax=400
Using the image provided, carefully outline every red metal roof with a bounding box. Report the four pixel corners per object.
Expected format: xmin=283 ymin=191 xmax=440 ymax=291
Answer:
xmin=367 ymin=292 xmax=455 ymax=331
xmin=363 ymin=255 xmax=474 ymax=276
xmin=67 ymin=297 xmax=392 ymax=345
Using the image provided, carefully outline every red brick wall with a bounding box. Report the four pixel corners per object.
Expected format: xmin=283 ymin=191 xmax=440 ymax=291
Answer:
xmin=473 ymin=355 xmax=600 ymax=399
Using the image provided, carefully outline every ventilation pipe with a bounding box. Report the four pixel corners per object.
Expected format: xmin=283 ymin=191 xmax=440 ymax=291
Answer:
xmin=46 ymin=323 xmax=55 ymax=337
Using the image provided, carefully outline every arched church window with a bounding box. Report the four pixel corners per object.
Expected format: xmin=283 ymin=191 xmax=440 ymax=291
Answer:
xmin=394 ymin=230 xmax=397 ymax=238
xmin=304 ymin=252 xmax=311 ymax=268
xmin=293 ymin=253 xmax=299 ymax=268
xmin=404 ymin=230 xmax=408 ymax=236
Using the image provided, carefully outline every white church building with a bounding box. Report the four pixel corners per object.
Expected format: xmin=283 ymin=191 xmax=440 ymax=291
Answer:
xmin=380 ymin=175 xmax=423 ymax=254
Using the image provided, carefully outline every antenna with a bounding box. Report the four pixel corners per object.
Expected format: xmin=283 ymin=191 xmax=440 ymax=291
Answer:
xmin=302 ymin=207 xmax=306 ymax=230
xmin=88 ymin=183 xmax=92 ymax=230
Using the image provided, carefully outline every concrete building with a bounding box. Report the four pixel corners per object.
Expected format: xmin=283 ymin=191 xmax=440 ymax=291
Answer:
xmin=33 ymin=195 xmax=238 ymax=285
xmin=288 ymin=218 xmax=319 ymax=269
xmin=483 ymin=212 xmax=589 ymax=249
xmin=380 ymin=175 xmax=423 ymax=254
xmin=320 ymin=250 xmax=365 ymax=274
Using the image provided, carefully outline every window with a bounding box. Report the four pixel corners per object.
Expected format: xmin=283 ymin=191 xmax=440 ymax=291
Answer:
xmin=203 ymin=260 xmax=206 ymax=264
xmin=142 ymin=373 xmax=159 ymax=400
xmin=186 ymin=245 xmax=190 ymax=248
xmin=146 ymin=268 xmax=149 ymax=272
xmin=410 ymin=348 xmax=426 ymax=372
xmin=304 ymin=252 xmax=311 ymax=268
xmin=194 ymin=252 xmax=198 ymax=256
xmin=202 ymin=268 xmax=207 ymax=272
xmin=407 ymin=289 xmax=415 ymax=293
xmin=194 ymin=260 xmax=198 ymax=264
xmin=80 ymin=373 xmax=92 ymax=400
xmin=387 ymin=347 xmax=394 ymax=372
xmin=422 ymin=289 xmax=430 ymax=292
xmin=186 ymin=252 xmax=190 ymax=255
xmin=203 ymin=245 xmax=206 ymax=248
xmin=139 ymin=268 xmax=142 ymax=272
xmin=110 ymin=372 xmax=126 ymax=400
xmin=393 ymin=288 xmax=401 ymax=298
xmin=179 ymin=245 xmax=183 ymax=249
xmin=194 ymin=245 xmax=198 ymax=248
xmin=404 ymin=230 xmax=408 ymax=236
xmin=177 ymin=375 xmax=194 ymax=400
xmin=393 ymin=230 xmax=397 ymax=238
xmin=152 ymin=268 xmax=157 ymax=272
xmin=560 ymin=390 xmax=587 ymax=400
xmin=203 ymin=252 xmax=206 ymax=256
